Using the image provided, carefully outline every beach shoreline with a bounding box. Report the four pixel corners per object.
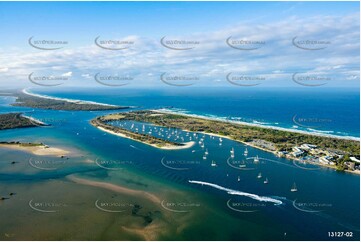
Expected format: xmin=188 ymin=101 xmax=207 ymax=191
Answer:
xmin=22 ymin=88 xmax=120 ymax=108
xmin=0 ymin=143 xmax=70 ymax=156
xmin=117 ymin=110 xmax=359 ymax=174
xmin=152 ymin=109 xmax=359 ymax=141
xmin=97 ymin=126 xmax=195 ymax=150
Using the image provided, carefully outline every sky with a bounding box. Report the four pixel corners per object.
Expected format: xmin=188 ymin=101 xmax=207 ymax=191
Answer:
xmin=0 ymin=1 xmax=359 ymax=89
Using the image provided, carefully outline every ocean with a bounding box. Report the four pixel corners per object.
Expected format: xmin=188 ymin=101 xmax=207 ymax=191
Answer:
xmin=0 ymin=87 xmax=359 ymax=240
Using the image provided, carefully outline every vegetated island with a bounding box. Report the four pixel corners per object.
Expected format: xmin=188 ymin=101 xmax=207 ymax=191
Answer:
xmin=0 ymin=112 xmax=45 ymax=130
xmin=92 ymin=110 xmax=360 ymax=173
xmin=0 ymin=113 xmax=70 ymax=156
xmin=0 ymin=89 xmax=128 ymax=111
xmin=91 ymin=113 xmax=195 ymax=150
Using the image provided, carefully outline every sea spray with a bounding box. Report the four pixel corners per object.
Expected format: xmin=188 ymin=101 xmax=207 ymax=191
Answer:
xmin=189 ymin=180 xmax=283 ymax=205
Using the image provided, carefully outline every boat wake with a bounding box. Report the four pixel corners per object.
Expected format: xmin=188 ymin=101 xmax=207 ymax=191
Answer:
xmin=189 ymin=180 xmax=283 ymax=205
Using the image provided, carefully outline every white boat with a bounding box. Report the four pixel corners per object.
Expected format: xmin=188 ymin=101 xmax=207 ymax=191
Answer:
xmin=211 ymin=160 xmax=217 ymax=167
xmin=192 ymin=150 xmax=196 ymax=153
xmin=254 ymin=155 xmax=259 ymax=163
xmin=201 ymin=144 xmax=205 ymax=148
xmin=263 ymin=178 xmax=268 ymax=184
xmin=205 ymin=149 xmax=209 ymax=155
xmin=239 ymin=161 xmax=246 ymax=168
xmin=257 ymin=172 xmax=262 ymax=179
xmin=203 ymin=155 xmax=207 ymax=160
xmin=230 ymin=147 xmax=234 ymax=155
xmin=237 ymin=176 xmax=240 ymax=182
xmin=290 ymin=182 xmax=298 ymax=192
xmin=244 ymin=148 xmax=248 ymax=156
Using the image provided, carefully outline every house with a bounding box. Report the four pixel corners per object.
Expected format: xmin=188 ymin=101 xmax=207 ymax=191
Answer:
xmin=292 ymin=151 xmax=304 ymax=157
xmin=344 ymin=162 xmax=355 ymax=170
xmin=292 ymin=147 xmax=303 ymax=153
xmin=350 ymin=157 xmax=360 ymax=163
xmin=319 ymin=156 xmax=334 ymax=165
xmin=276 ymin=151 xmax=288 ymax=157
xmin=300 ymin=144 xmax=317 ymax=151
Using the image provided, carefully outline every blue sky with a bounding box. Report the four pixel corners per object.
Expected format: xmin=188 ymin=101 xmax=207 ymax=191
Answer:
xmin=0 ymin=1 xmax=359 ymax=88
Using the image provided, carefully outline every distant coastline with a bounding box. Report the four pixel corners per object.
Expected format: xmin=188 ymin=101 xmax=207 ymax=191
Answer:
xmin=0 ymin=89 xmax=128 ymax=111
xmin=22 ymin=88 xmax=119 ymax=108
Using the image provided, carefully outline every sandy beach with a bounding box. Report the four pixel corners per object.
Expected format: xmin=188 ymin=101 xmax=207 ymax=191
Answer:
xmin=146 ymin=110 xmax=360 ymax=174
xmin=153 ymin=109 xmax=360 ymax=141
xmin=22 ymin=88 xmax=119 ymax=108
xmin=0 ymin=143 xmax=70 ymax=156
xmin=97 ymin=126 xmax=195 ymax=150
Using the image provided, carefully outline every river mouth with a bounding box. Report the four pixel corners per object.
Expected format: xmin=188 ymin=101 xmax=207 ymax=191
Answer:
xmin=0 ymin=88 xmax=359 ymax=240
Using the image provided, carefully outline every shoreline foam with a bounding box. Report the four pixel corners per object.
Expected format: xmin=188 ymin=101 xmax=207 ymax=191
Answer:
xmin=22 ymin=88 xmax=119 ymax=108
xmin=152 ymin=109 xmax=359 ymax=141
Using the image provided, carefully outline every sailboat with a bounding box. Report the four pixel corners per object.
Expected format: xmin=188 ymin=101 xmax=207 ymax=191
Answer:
xmin=211 ymin=160 xmax=217 ymax=167
xmin=263 ymin=178 xmax=268 ymax=184
xmin=257 ymin=172 xmax=262 ymax=179
xmin=290 ymin=182 xmax=298 ymax=192
xmin=237 ymin=176 xmax=240 ymax=182
xmin=203 ymin=155 xmax=207 ymax=160
xmin=254 ymin=155 xmax=259 ymax=163
xmin=244 ymin=148 xmax=248 ymax=156
xmin=230 ymin=148 xmax=234 ymax=158
xmin=205 ymin=149 xmax=209 ymax=155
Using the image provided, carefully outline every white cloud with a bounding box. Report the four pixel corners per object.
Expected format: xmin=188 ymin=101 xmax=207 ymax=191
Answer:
xmin=0 ymin=67 xmax=9 ymax=73
xmin=61 ymin=71 xmax=73 ymax=77
xmin=0 ymin=13 xmax=359 ymax=88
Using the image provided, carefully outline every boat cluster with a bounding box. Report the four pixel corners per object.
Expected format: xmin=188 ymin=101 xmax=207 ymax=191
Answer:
xmin=112 ymin=120 xmax=298 ymax=192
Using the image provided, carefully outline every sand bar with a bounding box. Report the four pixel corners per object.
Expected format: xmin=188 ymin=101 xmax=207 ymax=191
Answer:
xmin=67 ymin=175 xmax=161 ymax=204
xmin=0 ymin=143 xmax=70 ymax=156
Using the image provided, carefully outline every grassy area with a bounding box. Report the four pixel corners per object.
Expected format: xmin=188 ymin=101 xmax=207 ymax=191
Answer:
xmin=0 ymin=141 xmax=44 ymax=147
xmin=98 ymin=110 xmax=360 ymax=158
xmin=91 ymin=116 xmax=183 ymax=148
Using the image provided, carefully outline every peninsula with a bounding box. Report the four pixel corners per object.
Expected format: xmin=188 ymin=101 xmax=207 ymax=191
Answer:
xmin=0 ymin=112 xmax=45 ymax=130
xmin=0 ymin=89 xmax=128 ymax=111
xmin=92 ymin=110 xmax=360 ymax=172
xmin=91 ymin=113 xmax=195 ymax=149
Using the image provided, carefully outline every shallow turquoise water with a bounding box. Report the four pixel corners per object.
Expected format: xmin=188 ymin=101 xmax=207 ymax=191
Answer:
xmin=0 ymin=89 xmax=359 ymax=240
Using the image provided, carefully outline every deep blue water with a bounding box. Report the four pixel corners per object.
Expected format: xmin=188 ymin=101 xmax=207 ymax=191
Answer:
xmin=0 ymin=87 xmax=360 ymax=240
xmin=24 ymin=87 xmax=360 ymax=138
